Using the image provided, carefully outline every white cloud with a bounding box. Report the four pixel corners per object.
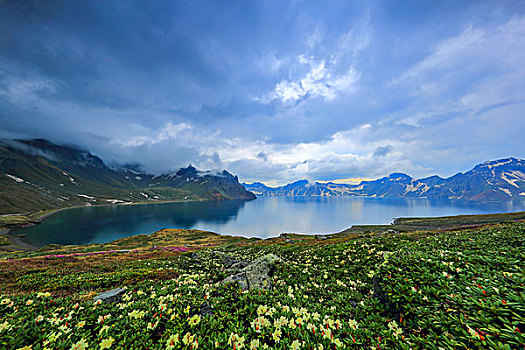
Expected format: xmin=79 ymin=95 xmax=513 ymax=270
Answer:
xmin=393 ymin=17 xmax=525 ymax=86
xmin=273 ymin=60 xmax=360 ymax=103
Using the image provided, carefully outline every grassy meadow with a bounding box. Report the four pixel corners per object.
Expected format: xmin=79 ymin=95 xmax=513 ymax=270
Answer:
xmin=0 ymin=219 xmax=524 ymax=349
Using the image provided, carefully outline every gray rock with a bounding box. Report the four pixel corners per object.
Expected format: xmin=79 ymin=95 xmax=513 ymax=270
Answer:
xmin=93 ymin=288 xmax=126 ymax=304
xmin=190 ymin=303 xmax=214 ymax=318
xmin=230 ymin=260 xmax=250 ymax=270
xmin=222 ymin=253 xmax=282 ymax=290
xmin=188 ymin=252 xmax=202 ymax=265
xmin=210 ymin=250 xmax=249 ymax=268
xmin=222 ymin=255 xmax=242 ymax=268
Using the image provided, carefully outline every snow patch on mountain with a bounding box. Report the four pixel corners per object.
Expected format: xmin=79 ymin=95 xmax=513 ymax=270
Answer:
xmin=6 ymin=174 xmax=24 ymax=183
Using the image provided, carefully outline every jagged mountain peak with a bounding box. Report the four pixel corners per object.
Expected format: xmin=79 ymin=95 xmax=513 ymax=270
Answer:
xmin=244 ymin=158 xmax=525 ymax=201
xmin=387 ymin=173 xmax=412 ymax=181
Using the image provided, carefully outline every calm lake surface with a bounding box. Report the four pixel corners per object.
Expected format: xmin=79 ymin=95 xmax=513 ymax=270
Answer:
xmin=14 ymin=196 xmax=525 ymax=247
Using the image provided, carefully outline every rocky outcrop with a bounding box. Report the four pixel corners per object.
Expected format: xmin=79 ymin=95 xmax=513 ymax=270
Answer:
xmin=222 ymin=253 xmax=282 ymax=290
xmin=93 ymin=288 xmax=126 ymax=303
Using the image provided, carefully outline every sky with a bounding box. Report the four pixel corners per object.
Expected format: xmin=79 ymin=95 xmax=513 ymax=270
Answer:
xmin=1 ymin=0 xmax=525 ymax=186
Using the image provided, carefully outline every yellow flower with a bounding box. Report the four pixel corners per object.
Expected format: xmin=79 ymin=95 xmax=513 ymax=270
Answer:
xmin=182 ymin=332 xmax=195 ymax=346
xmin=257 ymin=305 xmax=268 ymax=316
xmin=1 ymin=321 xmax=11 ymax=332
xmin=76 ymin=321 xmax=86 ymax=328
xmin=26 ymin=300 xmax=34 ymax=306
xmin=348 ymin=319 xmax=359 ymax=330
xmin=100 ymin=337 xmax=114 ymax=349
xmin=272 ymin=329 xmax=281 ymax=343
xmin=16 ymin=347 xmax=33 ymax=350
xmin=189 ymin=314 xmax=201 ymax=327
xmin=35 ymin=315 xmax=44 ymax=323
xmin=291 ymin=340 xmax=301 ymax=350
xmin=99 ymin=325 xmax=110 ymax=335
xmin=228 ymin=333 xmax=245 ymax=349
xmin=166 ymin=333 xmax=180 ymax=350
xmin=70 ymin=338 xmax=88 ymax=350
xmin=249 ymin=339 xmax=260 ymax=350
xmin=333 ymin=339 xmax=343 ymax=348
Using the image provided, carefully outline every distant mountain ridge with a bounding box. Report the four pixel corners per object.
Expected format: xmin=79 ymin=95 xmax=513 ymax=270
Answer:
xmin=0 ymin=139 xmax=255 ymax=214
xmin=244 ymin=158 xmax=525 ymax=201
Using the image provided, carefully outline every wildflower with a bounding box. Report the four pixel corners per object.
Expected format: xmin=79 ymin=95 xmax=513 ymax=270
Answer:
xmin=0 ymin=321 xmax=11 ymax=332
xmin=333 ymin=339 xmax=343 ymax=348
xmin=189 ymin=314 xmax=201 ymax=327
xmin=182 ymin=333 xmax=195 ymax=346
xmin=348 ymin=319 xmax=359 ymax=330
xmin=100 ymin=337 xmax=115 ymax=349
xmin=272 ymin=329 xmax=282 ymax=343
xmin=70 ymin=339 xmax=88 ymax=350
xmin=98 ymin=314 xmax=111 ymax=324
xmin=467 ymin=326 xmax=483 ymax=340
xmin=128 ymin=310 xmax=146 ymax=319
xmin=291 ymin=340 xmax=301 ymax=350
xmin=35 ymin=315 xmax=44 ymax=323
xmin=166 ymin=334 xmax=180 ymax=349
xmin=26 ymin=299 xmax=34 ymax=306
xmin=388 ymin=320 xmax=403 ymax=338
xmin=249 ymin=339 xmax=260 ymax=350
xmin=99 ymin=325 xmax=110 ymax=335
xmin=16 ymin=347 xmax=33 ymax=350
xmin=289 ymin=318 xmax=296 ymax=329
xmin=76 ymin=321 xmax=86 ymax=328
xmin=257 ymin=305 xmax=268 ymax=316
xmin=228 ymin=333 xmax=245 ymax=349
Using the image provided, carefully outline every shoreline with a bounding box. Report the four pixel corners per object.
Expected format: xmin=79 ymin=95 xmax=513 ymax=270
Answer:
xmin=4 ymin=196 xmax=217 ymax=226
xmin=0 ymin=197 xmax=252 ymax=251
xmin=1 ymin=209 xmax=524 ymax=254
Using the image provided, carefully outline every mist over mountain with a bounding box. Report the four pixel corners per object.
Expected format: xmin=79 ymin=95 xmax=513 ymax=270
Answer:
xmin=0 ymin=139 xmax=255 ymax=214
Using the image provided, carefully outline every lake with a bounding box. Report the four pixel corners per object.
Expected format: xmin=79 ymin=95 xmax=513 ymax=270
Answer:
xmin=13 ymin=196 xmax=525 ymax=247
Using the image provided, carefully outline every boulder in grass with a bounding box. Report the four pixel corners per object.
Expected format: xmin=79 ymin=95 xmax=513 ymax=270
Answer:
xmin=222 ymin=253 xmax=282 ymax=290
xmin=93 ymin=288 xmax=126 ymax=304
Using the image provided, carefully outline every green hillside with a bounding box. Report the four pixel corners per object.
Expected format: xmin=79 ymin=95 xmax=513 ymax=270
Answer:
xmin=0 ymin=221 xmax=523 ymax=349
xmin=0 ymin=139 xmax=254 ymax=215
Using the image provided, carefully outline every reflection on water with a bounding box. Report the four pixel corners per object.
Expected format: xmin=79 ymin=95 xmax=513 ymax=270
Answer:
xmin=14 ymin=196 xmax=525 ymax=247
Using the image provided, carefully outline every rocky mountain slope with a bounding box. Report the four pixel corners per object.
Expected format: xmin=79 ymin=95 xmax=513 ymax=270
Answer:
xmin=0 ymin=139 xmax=255 ymax=214
xmin=244 ymin=158 xmax=525 ymax=201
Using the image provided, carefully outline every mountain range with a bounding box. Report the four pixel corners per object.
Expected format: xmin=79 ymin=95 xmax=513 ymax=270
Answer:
xmin=2 ymin=138 xmax=524 ymax=215
xmin=0 ymin=139 xmax=255 ymax=214
xmin=244 ymin=158 xmax=525 ymax=201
